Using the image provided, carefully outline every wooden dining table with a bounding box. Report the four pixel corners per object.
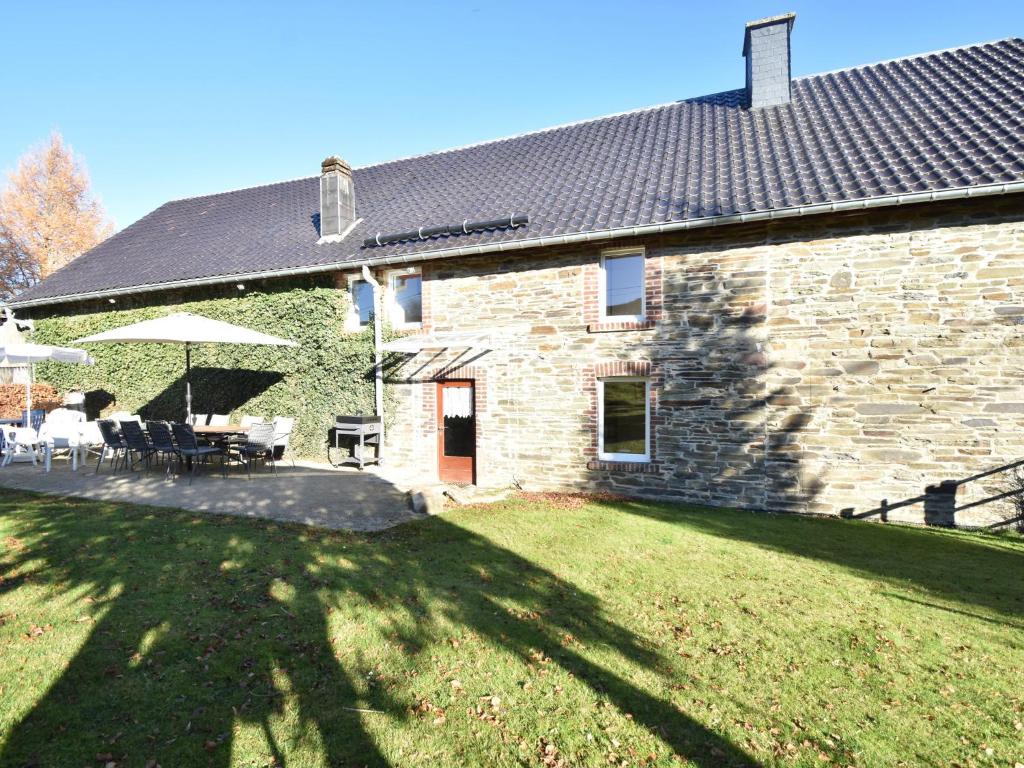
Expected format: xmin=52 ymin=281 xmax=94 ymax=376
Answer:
xmin=188 ymin=424 xmax=250 ymax=468
xmin=193 ymin=424 xmax=250 ymax=436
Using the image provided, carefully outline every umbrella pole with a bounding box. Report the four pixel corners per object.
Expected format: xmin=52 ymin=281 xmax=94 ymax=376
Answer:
xmin=25 ymin=363 xmax=32 ymax=416
xmin=185 ymin=343 xmax=192 ymax=424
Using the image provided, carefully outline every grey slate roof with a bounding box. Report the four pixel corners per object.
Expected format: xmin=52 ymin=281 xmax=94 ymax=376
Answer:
xmin=14 ymin=37 xmax=1024 ymax=307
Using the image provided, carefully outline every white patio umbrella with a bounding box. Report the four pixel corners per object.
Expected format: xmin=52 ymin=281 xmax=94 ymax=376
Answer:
xmin=0 ymin=343 xmax=95 ymax=413
xmin=73 ymin=312 xmax=298 ymax=422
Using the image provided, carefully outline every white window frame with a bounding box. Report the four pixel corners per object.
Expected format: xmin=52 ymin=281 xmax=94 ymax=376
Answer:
xmin=597 ymin=376 xmax=651 ymax=462
xmin=345 ymin=274 xmax=374 ymax=332
xmin=599 ymin=247 xmax=646 ymax=322
xmin=385 ymin=267 xmax=423 ymax=330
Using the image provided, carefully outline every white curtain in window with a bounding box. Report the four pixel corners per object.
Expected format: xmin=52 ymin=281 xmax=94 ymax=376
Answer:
xmin=443 ymin=387 xmax=474 ymax=418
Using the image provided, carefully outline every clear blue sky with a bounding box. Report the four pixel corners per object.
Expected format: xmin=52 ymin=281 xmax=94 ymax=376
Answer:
xmin=1 ymin=0 xmax=1021 ymax=230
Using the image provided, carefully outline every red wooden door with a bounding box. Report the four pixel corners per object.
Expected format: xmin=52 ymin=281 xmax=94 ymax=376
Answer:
xmin=437 ymin=380 xmax=475 ymax=484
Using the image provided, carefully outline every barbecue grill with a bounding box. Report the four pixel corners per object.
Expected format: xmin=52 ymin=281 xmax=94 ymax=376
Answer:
xmin=330 ymin=415 xmax=382 ymax=469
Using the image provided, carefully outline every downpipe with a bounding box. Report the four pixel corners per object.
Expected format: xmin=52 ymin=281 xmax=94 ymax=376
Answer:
xmin=360 ymin=266 xmax=385 ymax=447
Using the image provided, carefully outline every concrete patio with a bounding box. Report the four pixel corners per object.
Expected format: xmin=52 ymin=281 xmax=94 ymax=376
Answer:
xmin=0 ymin=457 xmax=422 ymax=531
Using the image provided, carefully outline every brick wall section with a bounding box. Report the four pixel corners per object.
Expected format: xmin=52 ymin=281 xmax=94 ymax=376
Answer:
xmin=375 ymin=195 xmax=1024 ymax=526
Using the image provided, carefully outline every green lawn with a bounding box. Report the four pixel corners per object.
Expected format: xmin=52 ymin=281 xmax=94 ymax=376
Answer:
xmin=1 ymin=492 xmax=1022 ymax=768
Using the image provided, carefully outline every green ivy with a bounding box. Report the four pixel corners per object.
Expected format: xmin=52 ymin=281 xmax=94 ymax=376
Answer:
xmin=28 ymin=276 xmax=394 ymax=460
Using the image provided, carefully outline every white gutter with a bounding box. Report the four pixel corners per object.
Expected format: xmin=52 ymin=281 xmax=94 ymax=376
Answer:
xmin=11 ymin=180 xmax=1024 ymax=309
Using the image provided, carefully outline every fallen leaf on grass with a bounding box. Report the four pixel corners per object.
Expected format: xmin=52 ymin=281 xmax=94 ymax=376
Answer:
xmin=468 ymin=693 xmax=505 ymax=726
xmin=538 ymin=738 xmax=566 ymax=767
xmin=23 ymin=623 xmax=52 ymax=640
xmin=528 ymin=649 xmax=552 ymax=665
xmin=411 ymin=696 xmax=446 ymax=725
xmin=517 ymin=491 xmax=627 ymax=510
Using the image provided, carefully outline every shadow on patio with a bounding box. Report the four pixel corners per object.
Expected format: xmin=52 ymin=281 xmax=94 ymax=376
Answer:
xmin=0 ymin=459 xmax=416 ymax=532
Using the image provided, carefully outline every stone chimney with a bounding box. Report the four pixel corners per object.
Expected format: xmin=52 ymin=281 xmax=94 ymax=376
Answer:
xmin=743 ymin=13 xmax=796 ymax=109
xmin=319 ymin=155 xmax=356 ymax=241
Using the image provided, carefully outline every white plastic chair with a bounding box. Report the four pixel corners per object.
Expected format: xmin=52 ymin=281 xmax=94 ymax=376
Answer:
xmin=271 ymin=416 xmax=295 ymax=466
xmin=190 ymin=413 xmax=210 ymax=427
xmin=1 ymin=426 xmax=43 ymax=467
xmin=38 ymin=408 xmax=87 ymax=471
xmin=209 ymin=414 xmax=230 ymax=427
xmin=109 ymin=411 xmax=142 ymax=423
xmin=73 ymin=421 xmax=104 ymax=471
xmin=239 ymin=415 xmax=265 ymax=428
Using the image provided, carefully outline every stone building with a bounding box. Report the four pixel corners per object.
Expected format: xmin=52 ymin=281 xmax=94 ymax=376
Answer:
xmin=11 ymin=16 xmax=1024 ymax=525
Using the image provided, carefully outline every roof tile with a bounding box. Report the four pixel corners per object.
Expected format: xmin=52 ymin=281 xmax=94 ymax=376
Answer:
xmin=15 ymin=38 xmax=1024 ymax=306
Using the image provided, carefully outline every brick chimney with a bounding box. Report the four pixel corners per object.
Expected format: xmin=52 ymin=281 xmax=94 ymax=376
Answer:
xmin=319 ymin=155 xmax=356 ymax=241
xmin=743 ymin=13 xmax=796 ymax=109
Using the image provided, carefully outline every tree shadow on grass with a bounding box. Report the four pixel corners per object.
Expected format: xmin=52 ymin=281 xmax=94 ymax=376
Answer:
xmin=0 ymin=497 xmax=390 ymax=768
xmin=606 ymin=499 xmax=1024 ymax=620
xmin=0 ymin=493 xmax=759 ymax=767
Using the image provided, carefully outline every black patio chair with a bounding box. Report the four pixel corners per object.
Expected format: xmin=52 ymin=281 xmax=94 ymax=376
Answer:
xmin=95 ymin=419 xmax=128 ymax=474
xmin=170 ymin=422 xmax=223 ymax=485
xmin=230 ymin=421 xmax=277 ymax=479
xmin=145 ymin=421 xmax=179 ymax=477
xmin=120 ymin=420 xmax=156 ymax=471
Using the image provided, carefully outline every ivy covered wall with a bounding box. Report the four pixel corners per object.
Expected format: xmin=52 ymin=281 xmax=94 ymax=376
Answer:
xmin=27 ymin=275 xmax=383 ymax=460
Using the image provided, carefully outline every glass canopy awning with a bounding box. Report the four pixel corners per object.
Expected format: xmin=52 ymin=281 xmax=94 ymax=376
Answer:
xmin=381 ymin=326 xmax=531 ymax=354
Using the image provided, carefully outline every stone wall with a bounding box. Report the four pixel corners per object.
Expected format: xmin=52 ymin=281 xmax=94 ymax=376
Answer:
xmin=762 ymin=199 xmax=1024 ymax=525
xmin=376 ymin=196 xmax=1024 ymax=526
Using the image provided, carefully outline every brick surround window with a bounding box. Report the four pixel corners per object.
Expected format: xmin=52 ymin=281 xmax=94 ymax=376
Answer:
xmin=586 ymin=247 xmax=662 ymax=333
xmin=585 ymin=360 xmax=661 ymax=471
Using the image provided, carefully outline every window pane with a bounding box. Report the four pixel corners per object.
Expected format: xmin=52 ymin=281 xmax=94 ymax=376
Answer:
xmin=352 ymin=280 xmax=374 ymax=326
xmin=444 ymin=415 xmax=474 ymax=456
xmin=443 ymin=386 xmax=474 ymax=457
xmin=602 ymin=380 xmax=647 ymax=456
xmin=394 ymin=274 xmax=422 ymax=324
xmin=604 ymin=254 xmax=644 ymax=317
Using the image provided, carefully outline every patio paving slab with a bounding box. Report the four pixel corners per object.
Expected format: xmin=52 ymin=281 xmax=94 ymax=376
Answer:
xmin=0 ymin=459 xmax=420 ymax=531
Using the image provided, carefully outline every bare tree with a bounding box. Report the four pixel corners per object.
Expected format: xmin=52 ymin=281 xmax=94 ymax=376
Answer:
xmin=0 ymin=132 xmax=113 ymax=299
xmin=1005 ymin=468 xmax=1024 ymax=533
